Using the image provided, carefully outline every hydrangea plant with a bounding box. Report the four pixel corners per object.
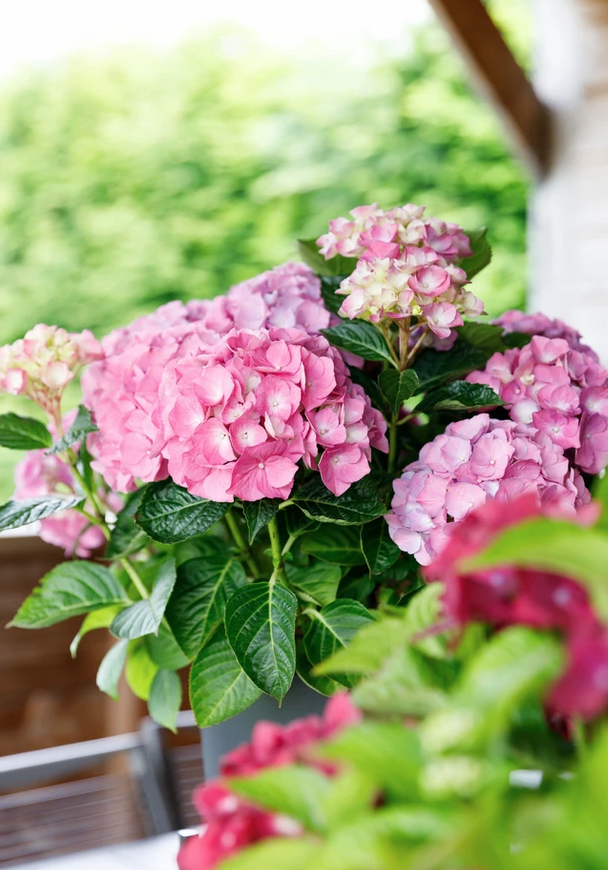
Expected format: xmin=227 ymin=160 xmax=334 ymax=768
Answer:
xmin=1 ymin=202 xmax=607 ymax=736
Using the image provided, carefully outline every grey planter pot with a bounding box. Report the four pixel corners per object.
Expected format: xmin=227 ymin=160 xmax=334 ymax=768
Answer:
xmin=201 ymin=679 xmax=327 ymax=779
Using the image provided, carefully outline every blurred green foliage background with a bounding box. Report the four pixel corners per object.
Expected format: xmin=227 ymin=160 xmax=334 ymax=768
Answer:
xmin=0 ymin=10 xmax=529 ymax=498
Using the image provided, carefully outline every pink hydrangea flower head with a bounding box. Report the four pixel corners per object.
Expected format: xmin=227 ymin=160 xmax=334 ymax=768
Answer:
xmin=317 ymin=203 xmax=481 ymax=345
xmin=222 ymin=262 xmax=329 ymax=333
xmin=467 ymin=324 xmax=608 ymax=476
xmin=82 ymin=304 xmax=224 ymax=492
xmin=0 ymin=325 xmax=102 ymax=421
xmin=83 ymin=265 xmax=335 ymax=493
xmin=156 ymin=327 xmax=387 ymax=501
xmin=386 ymin=414 xmax=590 ymax=566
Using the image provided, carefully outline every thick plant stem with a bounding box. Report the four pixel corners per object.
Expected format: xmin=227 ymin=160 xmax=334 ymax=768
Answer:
xmin=388 ymin=419 xmax=399 ymax=474
xmin=120 ymin=557 xmax=150 ymax=600
xmin=225 ymin=509 xmax=260 ymax=578
xmin=267 ymin=516 xmax=286 ymax=585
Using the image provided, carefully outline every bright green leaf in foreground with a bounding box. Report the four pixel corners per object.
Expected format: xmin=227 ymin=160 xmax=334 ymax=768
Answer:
xmin=229 ymin=765 xmax=331 ymax=832
xmin=463 ymin=517 xmax=608 ymax=619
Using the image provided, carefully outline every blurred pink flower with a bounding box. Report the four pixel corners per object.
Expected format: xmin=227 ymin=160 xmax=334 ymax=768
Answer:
xmin=178 ymin=694 xmax=360 ymax=870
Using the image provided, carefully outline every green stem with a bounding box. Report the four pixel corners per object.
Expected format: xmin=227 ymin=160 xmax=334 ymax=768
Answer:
xmin=68 ymin=447 xmax=108 ymax=522
xmin=225 ymin=509 xmax=261 ymax=578
xmin=573 ymin=718 xmax=587 ymax=760
xmin=379 ymin=324 xmax=401 ymax=370
xmin=388 ymin=418 xmax=399 ymax=474
xmin=281 ymin=534 xmax=297 ymax=558
xmin=120 ymin=557 xmax=150 ymax=600
xmin=398 ymin=322 xmax=411 ymax=370
xmin=65 ymin=447 xmax=151 ymax=603
xmin=267 ymin=516 xmax=286 ymax=585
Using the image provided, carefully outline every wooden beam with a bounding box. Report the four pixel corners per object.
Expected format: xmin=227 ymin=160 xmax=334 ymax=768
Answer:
xmin=427 ymin=0 xmax=552 ymax=178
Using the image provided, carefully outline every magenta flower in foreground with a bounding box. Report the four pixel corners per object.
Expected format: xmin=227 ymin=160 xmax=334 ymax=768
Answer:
xmin=178 ymin=694 xmax=360 ymax=870
xmin=425 ymin=494 xmax=608 ymax=722
xmin=549 ymin=631 xmax=608 ymax=720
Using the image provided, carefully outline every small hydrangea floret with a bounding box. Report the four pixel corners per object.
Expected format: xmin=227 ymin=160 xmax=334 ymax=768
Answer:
xmin=0 ymin=325 xmax=102 ymax=423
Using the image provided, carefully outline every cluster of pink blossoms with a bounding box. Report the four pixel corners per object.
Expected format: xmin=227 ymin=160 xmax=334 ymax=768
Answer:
xmin=178 ymin=694 xmax=360 ymax=870
xmin=0 ymin=325 xmax=102 ymax=421
xmin=385 ymin=413 xmax=589 ymax=566
xmin=495 ymin=309 xmax=599 ymax=358
xmin=426 ymin=495 xmax=608 ymax=722
xmin=155 ymin=327 xmax=387 ymax=501
xmin=468 ymin=334 xmax=608 ymax=475
xmin=82 ymin=262 xmax=333 ymax=493
xmin=13 ymin=412 xmax=121 ymax=558
xmin=317 ymin=203 xmax=483 ymax=338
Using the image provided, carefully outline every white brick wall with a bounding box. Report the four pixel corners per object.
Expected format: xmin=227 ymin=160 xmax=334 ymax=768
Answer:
xmin=530 ymin=0 xmax=608 ymax=357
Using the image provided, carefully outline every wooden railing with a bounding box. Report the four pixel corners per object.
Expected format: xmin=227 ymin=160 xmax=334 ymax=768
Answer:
xmin=0 ymin=534 xmax=145 ymax=757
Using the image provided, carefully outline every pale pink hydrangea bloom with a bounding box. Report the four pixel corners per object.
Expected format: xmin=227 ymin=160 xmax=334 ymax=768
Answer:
xmin=316 ymin=204 xmax=481 ymax=342
xmin=13 ymin=412 xmax=121 ymax=558
xmin=208 ymin=261 xmax=329 ymax=334
xmin=155 ymin=327 xmax=387 ymax=501
xmin=0 ymin=325 xmax=102 ymax=422
xmin=82 ymin=264 xmax=332 ymax=492
xmin=385 ymin=413 xmax=590 ymax=566
xmin=468 ymin=334 xmax=608 ymax=475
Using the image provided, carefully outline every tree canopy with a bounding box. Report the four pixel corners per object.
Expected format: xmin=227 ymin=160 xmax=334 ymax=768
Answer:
xmin=0 ymin=23 xmax=527 ymax=346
